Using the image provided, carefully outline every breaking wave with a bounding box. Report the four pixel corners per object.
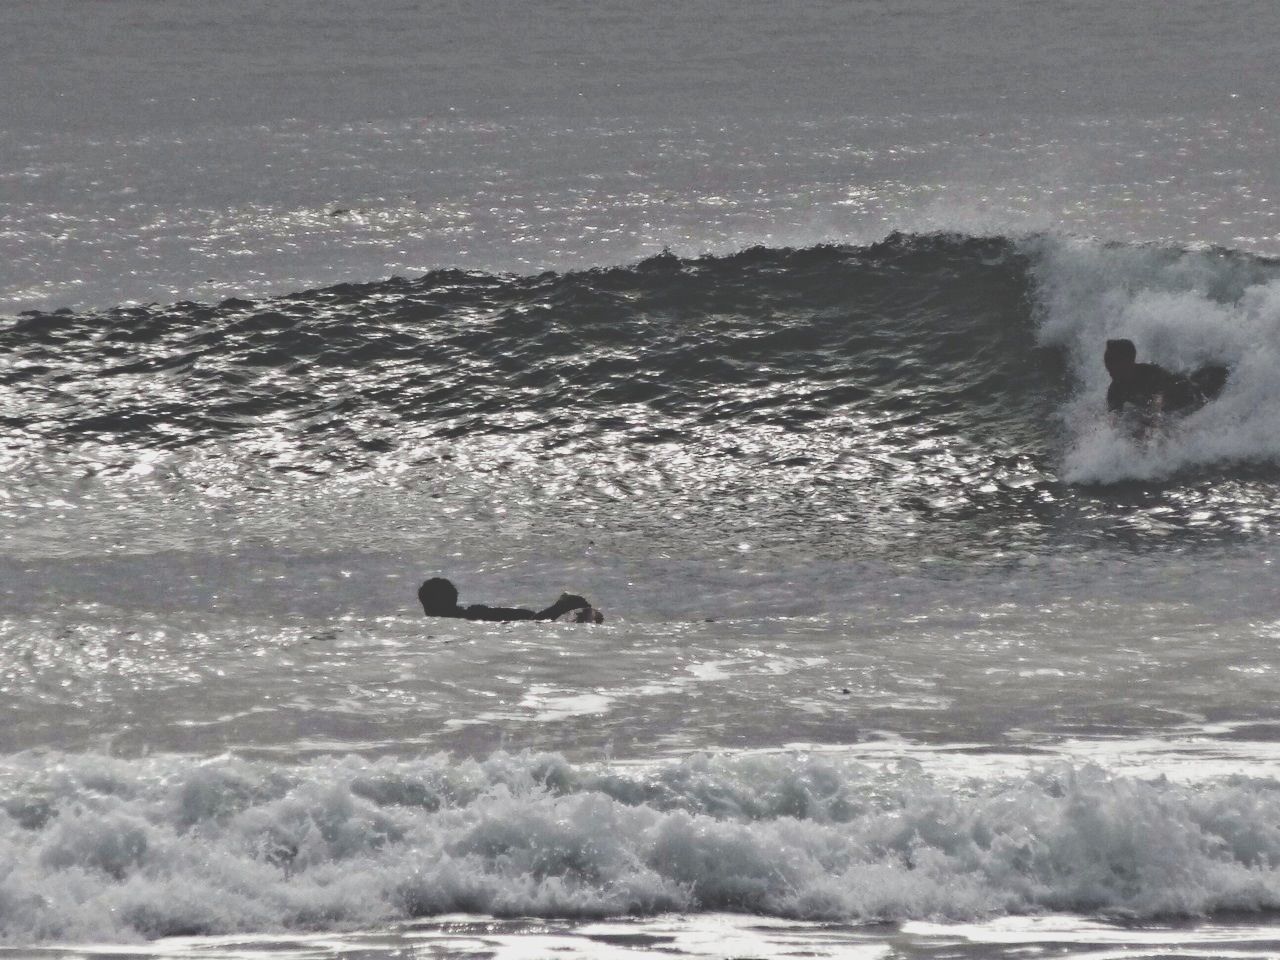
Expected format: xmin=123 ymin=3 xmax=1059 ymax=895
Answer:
xmin=1029 ymin=235 xmax=1280 ymax=484
xmin=4 ymin=750 xmax=1280 ymax=942
xmin=4 ymin=232 xmax=1280 ymax=554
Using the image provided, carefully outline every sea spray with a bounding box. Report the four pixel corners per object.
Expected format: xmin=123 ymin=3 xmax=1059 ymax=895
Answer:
xmin=1027 ymin=235 xmax=1280 ymax=482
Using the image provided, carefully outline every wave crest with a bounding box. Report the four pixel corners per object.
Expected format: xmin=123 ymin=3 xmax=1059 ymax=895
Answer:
xmin=6 ymin=233 xmax=1280 ymax=556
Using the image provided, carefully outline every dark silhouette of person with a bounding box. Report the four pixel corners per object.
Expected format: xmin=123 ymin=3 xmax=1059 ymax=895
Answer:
xmin=1104 ymin=339 xmax=1228 ymax=416
xmin=418 ymin=577 xmax=603 ymax=623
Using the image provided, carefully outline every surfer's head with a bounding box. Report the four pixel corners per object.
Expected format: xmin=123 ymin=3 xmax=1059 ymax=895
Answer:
xmin=418 ymin=577 xmax=460 ymax=616
xmin=1104 ymin=338 xmax=1137 ymax=378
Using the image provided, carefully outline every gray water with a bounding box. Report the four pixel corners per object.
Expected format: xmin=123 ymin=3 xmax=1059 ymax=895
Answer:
xmin=4 ymin=1 xmax=1280 ymax=955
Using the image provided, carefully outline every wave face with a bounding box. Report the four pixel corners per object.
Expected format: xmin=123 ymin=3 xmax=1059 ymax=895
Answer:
xmin=3 ymin=234 xmax=1046 ymax=449
xmin=4 ymin=232 xmax=1280 ymax=561
xmin=4 ymin=750 xmax=1280 ymax=942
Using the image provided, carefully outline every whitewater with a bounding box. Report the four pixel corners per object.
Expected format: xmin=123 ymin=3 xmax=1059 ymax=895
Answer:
xmin=4 ymin=2 xmax=1280 ymax=958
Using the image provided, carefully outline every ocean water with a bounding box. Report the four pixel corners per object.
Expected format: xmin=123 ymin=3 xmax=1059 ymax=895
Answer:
xmin=4 ymin=2 xmax=1280 ymax=957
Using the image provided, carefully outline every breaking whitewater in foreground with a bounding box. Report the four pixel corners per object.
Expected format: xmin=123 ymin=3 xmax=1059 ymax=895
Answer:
xmin=6 ymin=749 xmax=1280 ymax=941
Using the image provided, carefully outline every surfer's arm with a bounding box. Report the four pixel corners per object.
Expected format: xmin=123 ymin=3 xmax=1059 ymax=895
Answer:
xmin=535 ymin=593 xmax=592 ymax=620
xmin=460 ymin=595 xmax=590 ymax=622
xmin=1106 ymin=382 xmax=1126 ymax=413
xmin=462 ymin=604 xmax=539 ymax=621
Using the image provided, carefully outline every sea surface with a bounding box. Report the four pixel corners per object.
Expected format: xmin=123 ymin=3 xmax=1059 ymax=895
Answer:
xmin=4 ymin=2 xmax=1280 ymax=958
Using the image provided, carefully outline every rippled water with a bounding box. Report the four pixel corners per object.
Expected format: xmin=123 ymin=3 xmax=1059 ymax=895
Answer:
xmin=6 ymin=0 xmax=1280 ymax=955
xmin=7 ymin=234 xmax=1280 ymax=571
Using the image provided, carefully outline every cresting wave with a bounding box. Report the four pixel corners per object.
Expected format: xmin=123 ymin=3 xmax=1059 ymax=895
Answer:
xmin=4 ymin=231 xmax=1279 ymax=482
xmin=4 ymin=231 xmax=1280 ymax=556
xmin=4 ymin=750 xmax=1280 ymax=942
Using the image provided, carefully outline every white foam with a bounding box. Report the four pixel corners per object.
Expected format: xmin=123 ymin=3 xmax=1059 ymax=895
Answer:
xmin=5 ymin=750 xmax=1280 ymax=943
xmin=1026 ymin=235 xmax=1280 ymax=483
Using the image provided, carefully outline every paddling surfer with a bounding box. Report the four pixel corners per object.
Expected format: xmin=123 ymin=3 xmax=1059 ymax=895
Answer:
xmin=418 ymin=577 xmax=604 ymax=623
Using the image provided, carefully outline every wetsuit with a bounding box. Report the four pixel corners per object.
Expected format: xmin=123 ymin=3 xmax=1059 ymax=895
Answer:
xmin=1106 ymin=363 xmax=1200 ymax=414
xmin=459 ymin=597 xmax=588 ymax=622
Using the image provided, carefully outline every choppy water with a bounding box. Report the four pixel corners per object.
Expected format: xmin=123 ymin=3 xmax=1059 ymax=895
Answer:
xmin=5 ymin=1 xmax=1280 ymax=956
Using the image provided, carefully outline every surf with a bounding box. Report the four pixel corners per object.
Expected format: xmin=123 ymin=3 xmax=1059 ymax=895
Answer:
xmin=6 ymin=748 xmax=1280 ymax=942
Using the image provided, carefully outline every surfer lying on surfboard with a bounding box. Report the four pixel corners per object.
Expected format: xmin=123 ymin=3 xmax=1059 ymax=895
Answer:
xmin=418 ymin=577 xmax=604 ymax=623
xmin=1104 ymin=338 xmax=1228 ymax=420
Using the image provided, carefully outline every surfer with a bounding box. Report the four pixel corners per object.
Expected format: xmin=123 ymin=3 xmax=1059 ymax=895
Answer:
xmin=417 ymin=577 xmax=604 ymax=623
xmin=1104 ymin=338 xmax=1227 ymax=417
